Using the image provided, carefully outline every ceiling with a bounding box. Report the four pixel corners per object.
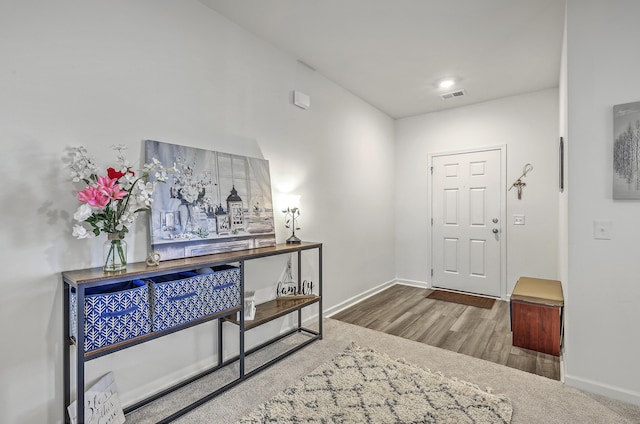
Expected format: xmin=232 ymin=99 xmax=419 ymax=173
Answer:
xmin=199 ymin=0 xmax=566 ymax=119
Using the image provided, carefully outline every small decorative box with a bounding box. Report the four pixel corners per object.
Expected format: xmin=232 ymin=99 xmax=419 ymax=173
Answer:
xmin=70 ymin=280 xmax=152 ymax=352
xmin=148 ymin=266 xmax=240 ymax=332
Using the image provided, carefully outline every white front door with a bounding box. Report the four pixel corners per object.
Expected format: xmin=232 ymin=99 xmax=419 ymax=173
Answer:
xmin=430 ymin=149 xmax=502 ymax=297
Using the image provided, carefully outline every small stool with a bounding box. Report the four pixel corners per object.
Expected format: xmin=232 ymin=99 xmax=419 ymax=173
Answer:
xmin=510 ymin=277 xmax=563 ymax=356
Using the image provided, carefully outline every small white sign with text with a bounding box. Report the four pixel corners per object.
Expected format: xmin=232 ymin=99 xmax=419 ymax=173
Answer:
xmin=68 ymin=371 xmax=125 ymax=424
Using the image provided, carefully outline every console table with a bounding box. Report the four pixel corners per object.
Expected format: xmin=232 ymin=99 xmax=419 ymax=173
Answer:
xmin=61 ymin=242 xmax=322 ymax=423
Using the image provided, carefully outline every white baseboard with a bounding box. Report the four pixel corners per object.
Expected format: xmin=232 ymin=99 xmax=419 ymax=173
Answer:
xmin=564 ymin=374 xmax=640 ymax=406
xmin=394 ymin=278 xmax=429 ymax=289
xmin=324 ymin=279 xmax=401 ymax=317
xmin=559 ymin=345 xmax=565 ymax=383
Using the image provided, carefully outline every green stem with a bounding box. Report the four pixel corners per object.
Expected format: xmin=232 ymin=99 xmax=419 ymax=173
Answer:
xmin=105 ymin=237 xmax=126 ymax=270
xmin=116 ymin=240 xmax=126 ymax=265
xmin=105 ymin=242 xmax=116 ymax=269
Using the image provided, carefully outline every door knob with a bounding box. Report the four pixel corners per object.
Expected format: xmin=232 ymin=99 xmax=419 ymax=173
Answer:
xmin=492 ymin=228 xmax=499 ymax=234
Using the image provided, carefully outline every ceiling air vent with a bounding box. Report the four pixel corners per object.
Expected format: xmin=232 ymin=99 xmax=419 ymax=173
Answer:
xmin=440 ymin=89 xmax=466 ymax=100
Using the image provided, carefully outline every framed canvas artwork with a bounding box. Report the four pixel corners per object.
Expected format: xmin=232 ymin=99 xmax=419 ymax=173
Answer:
xmin=145 ymin=140 xmax=276 ymax=260
xmin=613 ymin=101 xmax=640 ymax=199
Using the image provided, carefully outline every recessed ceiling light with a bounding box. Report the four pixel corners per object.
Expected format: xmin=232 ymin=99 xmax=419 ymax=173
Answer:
xmin=439 ymin=79 xmax=455 ymax=89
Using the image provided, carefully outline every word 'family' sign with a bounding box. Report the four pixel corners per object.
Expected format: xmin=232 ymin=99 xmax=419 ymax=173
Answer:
xmin=276 ymin=280 xmax=313 ymax=298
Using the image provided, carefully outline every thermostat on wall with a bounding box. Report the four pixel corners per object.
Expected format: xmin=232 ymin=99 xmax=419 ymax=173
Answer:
xmin=293 ymin=90 xmax=310 ymax=110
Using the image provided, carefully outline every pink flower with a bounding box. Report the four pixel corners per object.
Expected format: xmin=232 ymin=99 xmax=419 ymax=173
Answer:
xmin=96 ymin=176 xmax=127 ymax=201
xmin=67 ymin=145 xmax=171 ymax=239
xmin=76 ymin=176 xmax=126 ymax=209
xmin=77 ymin=185 xmax=109 ymax=209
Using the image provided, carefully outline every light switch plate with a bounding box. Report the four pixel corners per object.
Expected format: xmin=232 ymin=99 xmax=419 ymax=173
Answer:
xmin=593 ymin=220 xmax=613 ymax=240
xmin=513 ymin=214 xmax=525 ymax=225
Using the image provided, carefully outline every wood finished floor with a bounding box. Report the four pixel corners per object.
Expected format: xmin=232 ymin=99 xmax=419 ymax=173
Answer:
xmin=331 ymin=284 xmax=560 ymax=380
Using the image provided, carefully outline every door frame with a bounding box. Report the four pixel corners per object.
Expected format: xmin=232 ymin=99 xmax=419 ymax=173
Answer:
xmin=427 ymin=145 xmax=508 ymax=300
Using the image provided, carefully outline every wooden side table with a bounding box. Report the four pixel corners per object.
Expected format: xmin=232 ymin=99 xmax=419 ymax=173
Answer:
xmin=510 ymin=277 xmax=564 ymax=356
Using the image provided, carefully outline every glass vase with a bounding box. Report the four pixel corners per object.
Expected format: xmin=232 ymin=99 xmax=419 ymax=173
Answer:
xmin=183 ymin=203 xmax=196 ymax=234
xmin=104 ymin=234 xmax=127 ymax=272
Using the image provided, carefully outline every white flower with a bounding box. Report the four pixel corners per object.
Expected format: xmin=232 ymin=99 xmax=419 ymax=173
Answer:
xmin=67 ymin=146 xmax=98 ymax=183
xmin=119 ymin=209 xmax=136 ymax=228
xmin=136 ymin=181 xmax=155 ymax=207
xmin=138 ymin=180 xmax=154 ymax=194
xmin=155 ymin=169 xmax=168 ymax=182
xmin=137 ymin=195 xmax=153 ymax=208
xmin=112 ymin=145 xmax=132 ymax=168
xmin=123 ymin=172 xmax=136 ymax=185
xmin=182 ymin=185 xmax=201 ymax=203
xmin=72 ymin=224 xmax=95 ymax=239
xmin=66 ymin=144 xmax=175 ymax=238
xmin=73 ymin=204 xmax=93 ymax=222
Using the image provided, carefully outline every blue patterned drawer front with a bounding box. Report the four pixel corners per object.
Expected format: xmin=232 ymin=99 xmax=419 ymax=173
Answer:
xmin=70 ymin=280 xmax=152 ymax=352
xmin=149 ymin=266 xmax=241 ymax=332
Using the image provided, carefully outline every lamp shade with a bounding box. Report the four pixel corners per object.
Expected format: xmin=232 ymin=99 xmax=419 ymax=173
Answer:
xmin=279 ymin=194 xmax=300 ymax=210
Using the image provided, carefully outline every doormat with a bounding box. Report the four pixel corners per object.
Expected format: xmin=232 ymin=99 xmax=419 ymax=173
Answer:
xmin=427 ymin=290 xmax=496 ymax=309
xmin=237 ymin=343 xmax=512 ymax=424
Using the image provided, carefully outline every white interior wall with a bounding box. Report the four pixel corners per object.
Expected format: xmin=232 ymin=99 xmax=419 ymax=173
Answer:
xmin=0 ymin=2 xmax=396 ymax=422
xmin=559 ymin=3 xmax=569 ymax=304
xmin=6 ymin=0 xmax=640 ymax=421
xmin=395 ymin=89 xmax=560 ymax=296
xmin=563 ymin=0 xmax=640 ymax=405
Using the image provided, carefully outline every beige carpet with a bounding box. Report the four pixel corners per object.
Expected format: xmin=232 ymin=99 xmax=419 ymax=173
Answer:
xmin=125 ymin=318 xmax=640 ymax=424
xmin=238 ymin=342 xmax=512 ymax=423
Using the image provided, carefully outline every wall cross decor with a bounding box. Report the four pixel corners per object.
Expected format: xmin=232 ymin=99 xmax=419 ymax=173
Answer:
xmin=509 ymin=163 xmax=533 ymax=200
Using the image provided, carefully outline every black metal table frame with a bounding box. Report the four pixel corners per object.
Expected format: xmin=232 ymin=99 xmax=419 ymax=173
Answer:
xmin=62 ymin=243 xmax=323 ymax=424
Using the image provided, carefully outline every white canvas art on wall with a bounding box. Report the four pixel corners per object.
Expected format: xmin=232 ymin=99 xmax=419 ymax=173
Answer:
xmin=145 ymin=140 xmax=276 ymax=260
xmin=613 ymin=101 xmax=640 ymax=199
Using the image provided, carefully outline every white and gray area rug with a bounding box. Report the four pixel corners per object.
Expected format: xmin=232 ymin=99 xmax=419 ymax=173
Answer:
xmin=125 ymin=319 xmax=640 ymax=424
xmin=237 ymin=343 xmax=512 ymax=423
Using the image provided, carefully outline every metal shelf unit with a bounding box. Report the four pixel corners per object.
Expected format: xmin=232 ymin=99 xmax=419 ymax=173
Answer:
xmin=61 ymin=241 xmax=323 ymax=423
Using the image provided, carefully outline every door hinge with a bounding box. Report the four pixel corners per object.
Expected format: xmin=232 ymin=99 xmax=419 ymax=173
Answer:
xmin=430 ymin=166 xmax=433 ymax=174
xmin=431 ymin=269 xmax=433 ymax=277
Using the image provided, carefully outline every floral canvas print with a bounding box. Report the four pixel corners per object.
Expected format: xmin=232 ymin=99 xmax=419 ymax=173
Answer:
xmin=145 ymin=140 xmax=276 ymax=260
